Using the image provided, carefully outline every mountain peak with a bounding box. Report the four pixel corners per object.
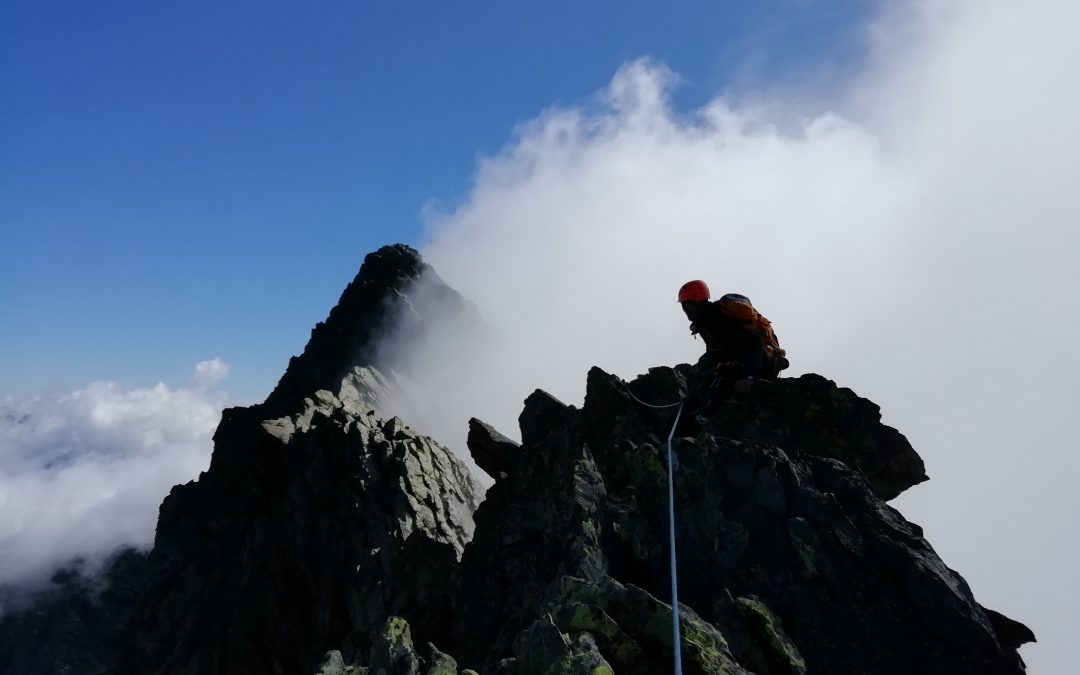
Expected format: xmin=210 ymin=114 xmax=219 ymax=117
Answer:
xmin=262 ymin=244 xmax=467 ymax=416
xmin=0 ymin=246 xmax=1032 ymax=675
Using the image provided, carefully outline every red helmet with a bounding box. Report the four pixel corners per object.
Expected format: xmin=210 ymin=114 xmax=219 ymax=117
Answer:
xmin=678 ymin=280 xmax=710 ymax=303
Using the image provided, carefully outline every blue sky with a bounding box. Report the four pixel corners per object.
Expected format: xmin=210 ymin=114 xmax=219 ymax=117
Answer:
xmin=1 ymin=0 xmax=875 ymax=398
xmin=4 ymin=4 xmax=1078 ymax=668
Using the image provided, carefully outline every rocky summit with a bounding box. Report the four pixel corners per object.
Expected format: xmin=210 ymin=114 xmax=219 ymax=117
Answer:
xmin=0 ymin=245 xmax=1033 ymax=675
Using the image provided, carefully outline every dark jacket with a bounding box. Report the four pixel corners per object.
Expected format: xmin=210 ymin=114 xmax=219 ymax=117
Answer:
xmin=686 ymin=300 xmax=766 ymax=379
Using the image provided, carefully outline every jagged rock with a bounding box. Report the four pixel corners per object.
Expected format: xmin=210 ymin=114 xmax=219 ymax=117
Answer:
xmin=519 ymin=390 xmax=573 ymax=449
xmin=314 ymin=650 xmax=350 ymax=675
xmin=451 ymin=365 xmax=1031 ymax=674
xmin=0 ymin=548 xmax=147 ymax=675
xmin=0 ymin=245 xmax=1032 ymax=674
xmin=982 ymin=605 xmax=1038 ymax=651
xmin=467 ymin=417 xmax=521 ymax=480
xmin=100 ymin=245 xmax=480 ymax=675
xmin=734 ymin=596 xmax=806 ymax=675
xmin=590 ymin=366 xmax=926 ymax=500
xmin=369 ymin=617 xmax=420 ymax=675
xmin=513 ymin=614 xmax=573 ymax=673
xmin=117 ymin=367 xmax=480 ymax=675
xmin=324 ymin=619 xmax=461 ymax=675
xmin=422 ymin=642 xmax=459 ymax=675
xmin=262 ymin=245 xmax=474 ymax=417
xmin=548 ymin=602 xmax=642 ymax=668
xmin=548 ymin=575 xmax=748 ymax=675
xmin=565 ymin=633 xmax=614 ymax=675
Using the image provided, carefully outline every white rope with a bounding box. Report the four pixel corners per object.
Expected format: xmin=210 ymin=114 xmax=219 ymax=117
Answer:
xmin=623 ymin=384 xmax=684 ymax=409
xmin=623 ymin=380 xmax=687 ymax=673
xmin=665 ymin=400 xmax=685 ymax=675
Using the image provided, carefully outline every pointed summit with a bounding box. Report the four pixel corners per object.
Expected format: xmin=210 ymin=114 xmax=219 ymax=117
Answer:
xmin=262 ymin=243 xmax=471 ymax=416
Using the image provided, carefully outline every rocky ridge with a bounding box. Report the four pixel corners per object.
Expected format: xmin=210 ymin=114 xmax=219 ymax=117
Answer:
xmin=443 ymin=367 xmax=1031 ymax=674
xmin=0 ymin=244 xmax=1033 ymax=674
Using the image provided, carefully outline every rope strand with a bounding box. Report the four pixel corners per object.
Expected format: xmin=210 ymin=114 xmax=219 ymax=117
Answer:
xmin=666 ymin=401 xmax=685 ymax=675
xmin=623 ymin=384 xmax=684 ymax=409
xmin=625 ymin=380 xmax=686 ymax=675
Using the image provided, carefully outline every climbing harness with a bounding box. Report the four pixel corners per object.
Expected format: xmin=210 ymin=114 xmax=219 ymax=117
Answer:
xmin=624 ymin=383 xmax=686 ymax=675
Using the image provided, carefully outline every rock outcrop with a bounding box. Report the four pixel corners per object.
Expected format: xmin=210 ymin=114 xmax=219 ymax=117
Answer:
xmin=0 ymin=245 xmax=1033 ymax=675
xmin=3 ymin=245 xmax=482 ymax=675
xmin=446 ymin=366 xmax=1029 ymax=674
xmin=114 ymin=246 xmax=483 ymax=675
xmin=0 ymin=549 xmax=147 ymax=675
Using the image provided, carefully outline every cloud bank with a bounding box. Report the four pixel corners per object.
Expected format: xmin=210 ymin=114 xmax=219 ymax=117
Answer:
xmin=0 ymin=362 xmax=228 ymax=590
xmin=193 ymin=357 xmax=231 ymax=389
xmin=388 ymin=1 xmax=1077 ymax=670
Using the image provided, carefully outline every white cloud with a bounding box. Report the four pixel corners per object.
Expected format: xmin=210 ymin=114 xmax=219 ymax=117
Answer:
xmin=0 ymin=366 xmax=229 ymax=590
xmin=193 ymin=357 xmax=231 ymax=388
xmin=387 ymin=1 xmax=1077 ymax=670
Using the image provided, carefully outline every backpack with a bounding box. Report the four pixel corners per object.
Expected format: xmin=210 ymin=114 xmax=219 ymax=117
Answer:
xmin=715 ymin=293 xmax=790 ymax=378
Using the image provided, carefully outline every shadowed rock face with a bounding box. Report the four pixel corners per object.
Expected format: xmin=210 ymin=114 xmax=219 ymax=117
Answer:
xmin=122 ymin=374 xmax=481 ymax=675
xmin=262 ymin=244 xmax=465 ymax=417
xmin=0 ymin=245 xmax=1032 ymax=675
xmin=447 ymin=366 xmax=1030 ymax=674
xmin=113 ymin=246 xmax=483 ymax=675
xmin=1 ymin=245 xmax=483 ymax=675
xmin=0 ymin=549 xmax=147 ymax=675
xmin=467 ymin=418 xmax=521 ymax=481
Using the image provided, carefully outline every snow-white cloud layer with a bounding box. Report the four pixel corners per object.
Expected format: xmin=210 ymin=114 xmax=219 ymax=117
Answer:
xmin=193 ymin=357 xmax=231 ymax=389
xmin=0 ymin=363 xmax=227 ymax=588
xmin=0 ymin=0 xmax=1074 ymax=669
xmin=388 ymin=1 xmax=1077 ymax=670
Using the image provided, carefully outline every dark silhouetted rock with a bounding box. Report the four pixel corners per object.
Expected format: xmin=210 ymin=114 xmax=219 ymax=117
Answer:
xmin=263 ymin=244 xmax=472 ymax=417
xmin=0 ymin=245 xmax=1032 ymax=675
xmin=449 ymin=365 xmax=1030 ymax=674
xmin=982 ymin=605 xmax=1038 ymax=651
xmin=2 ymin=245 xmax=480 ymax=675
xmin=467 ymin=418 xmax=520 ymax=480
xmin=0 ymin=548 xmax=147 ymax=675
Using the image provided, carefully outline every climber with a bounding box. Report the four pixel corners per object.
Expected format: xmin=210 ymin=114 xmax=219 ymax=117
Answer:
xmin=677 ymin=280 xmax=788 ymax=397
